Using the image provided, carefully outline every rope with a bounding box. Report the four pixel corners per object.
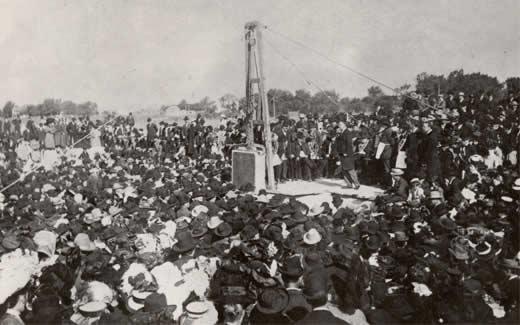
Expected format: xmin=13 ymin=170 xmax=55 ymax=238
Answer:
xmin=264 ymin=25 xmax=440 ymax=111
xmin=264 ymin=38 xmax=346 ymax=113
xmin=0 ymin=115 xmax=119 ymax=194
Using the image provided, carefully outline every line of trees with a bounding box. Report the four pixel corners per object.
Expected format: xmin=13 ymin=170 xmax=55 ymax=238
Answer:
xmin=3 ymin=70 xmax=519 ymax=119
xmin=414 ymin=70 xmax=520 ymax=97
xmin=218 ymin=86 xmax=402 ymax=117
xmin=1 ymin=99 xmax=99 ymax=117
xmin=217 ymin=70 xmax=520 ymax=116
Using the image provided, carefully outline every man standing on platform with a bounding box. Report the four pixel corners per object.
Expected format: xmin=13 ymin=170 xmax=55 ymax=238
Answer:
xmin=336 ymin=121 xmax=360 ymax=189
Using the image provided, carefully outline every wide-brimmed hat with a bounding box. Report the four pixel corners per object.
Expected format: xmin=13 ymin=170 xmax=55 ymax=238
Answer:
xmin=33 ymin=230 xmax=57 ymax=257
xmin=449 ymin=240 xmax=469 ymax=260
xmin=390 ymin=168 xmax=404 ymax=176
xmin=84 ymin=208 xmax=105 ymax=224
xmin=79 ymin=301 xmax=107 ymax=317
xmin=280 ymin=255 xmax=304 ymax=278
xmin=191 ymin=205 xmax=209 ymax=218
xmin=190 ymin=224 xmax=208 ymax=238
xmin=73 ymin=233 xmax=96 ymax=252
xmin=127 ymin=291 xmax=153 ymax=312
xmin=308 ymin=205 xmax=325 ymax=217
xmin=475 ymin=241 xmax=492 ymax=256
xmin=438 ymin=215 xmax=457 ymax=231
xmin=185 ymin=301 xmax=209 ymax=319
xmin=1 ymin=234 xmax=20 ymax=251
xmin=172 ymin=231 xmax=196 ymax=253
xmin=303 ymin=228 xmax=322 ymax=245
xmin=501 ymin=257 xmax=520 ymax=270
xmin=207 ymin=216 xmax=223 ymax=230
xmin=255 ymin=288 xmax=289 ymax=314
xmin=429 ymin=191 xmax=443 ymax=200
xmin=256 ymin=194 xmax=270 ymax=204
xmin=214 ymin=222 xmax=232 ymax=238
xmin=365 ymin=234 xmax=382 ymax=251
xmin=240 ymin=224 xmax=259 ymax=241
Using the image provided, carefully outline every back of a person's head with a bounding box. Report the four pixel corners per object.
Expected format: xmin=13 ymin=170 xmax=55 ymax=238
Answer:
xmin=303 ymin=270 xmax=329 ymax=308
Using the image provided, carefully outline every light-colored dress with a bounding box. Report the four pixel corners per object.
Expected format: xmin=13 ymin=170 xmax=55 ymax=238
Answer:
xmin=90 ymin=129 xmax=102 ymax=148
xmin=16 ymin=141 xmax=32 ymax=161
xmin=44 ymin=126 xmax=56 ymax=149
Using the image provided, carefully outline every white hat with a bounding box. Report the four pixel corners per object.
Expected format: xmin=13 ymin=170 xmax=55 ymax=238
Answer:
xmin=390 ymin=168 xmax=404 ymax=176
xmin=73 ymin=233 xmax=96 ymax=252
xmin=74 ymin=193 xmax=85 ymax=204
xmin=42 ymin=184 xmax=56 ymax=193
xmin=192 ymin=205 xmax=209 ymax=217
xmin=256 ymin=195 xmax=270 ymax=204
xmin=225 ymin=191 xmax=237 ymax=199
xmin=469 ymin=155 xmax=483 ymax=162
xmin=112 ymin=183 xmax=124 ymax=190
xmin=207 ymin=216 xmax=223 ymax=230
xmin=308 ymin=205 xmax=325 ymax=217
xmin=79 ymin=301 xmax=107 ymax=315
xmin=303 ymin=228 xmax=322 ymax=245
xmin=429 ymin=191 xmax=443 ymax=200
xmin=33 ymin=230 xmax=57 ymax=257
xmin=84 ymin=208 xmax=105 ymax=224
xmin=127 ymin=291 xmax=153 ymax=312
xmin=185 ymin=301 xmax=210 ymax=319
xmin=86 ymin=281 xmax=116 ymax=306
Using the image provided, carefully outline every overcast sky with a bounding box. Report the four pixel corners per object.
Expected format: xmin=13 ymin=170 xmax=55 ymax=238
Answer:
xmin=0 ymin=0 xmax=519 ymax=112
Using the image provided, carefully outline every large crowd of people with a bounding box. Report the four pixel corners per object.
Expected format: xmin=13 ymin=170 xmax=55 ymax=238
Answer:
xmin=0 ymin=88 xmax=519 ymax=325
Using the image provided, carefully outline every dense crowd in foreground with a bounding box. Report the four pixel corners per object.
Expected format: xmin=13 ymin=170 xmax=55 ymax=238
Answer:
xmin=0 ymin=90 xmax=519 ymax=324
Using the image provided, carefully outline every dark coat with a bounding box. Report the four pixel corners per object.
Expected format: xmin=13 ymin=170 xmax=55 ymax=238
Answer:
xmin=379 ymin=127 xmax=395 ymax=160
xmin=439 ymin=148 xmax=461 ymax=178
xmin=419 ymin=130 xmax=441 ymax=180
xmin=335 ymin=129 xmax=355 ymax=171
xmin=403 ymin=131 xmax=419 ymax=167
xmin=296 ymin=309 xmax=350 ymax=325
xmin=146 ymin=123 xmax=158 ymax=139
xmin=390 ymin=176 xmax=409 ymax=200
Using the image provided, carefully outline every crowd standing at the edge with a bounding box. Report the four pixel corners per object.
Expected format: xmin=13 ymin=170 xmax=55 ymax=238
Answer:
xmin=0 ymin=88 xmax=519 ymax=324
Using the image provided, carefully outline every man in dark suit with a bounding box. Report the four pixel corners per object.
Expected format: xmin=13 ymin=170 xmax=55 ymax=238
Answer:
xmin=275 ymin=123 xmax=290 ymax=181
xmin=296 ymin=271 xmax=350 ymax=324
xmin=146 ymin=118 xmax=158 ymax=148
xmin=419 ymin=120 xmax=441 ymax=184
xmin=388 ymin=168 xmax=409 ymax=202
xmin=335 ymin=121 xmax=359 ymax=189
xmin=282 ymin=255 xmax=312 ymax=322
xmin=287 ymin=132 xmax=300 ymax=180
xmin=378 ymin=119 xmax=396 ymax=183
xmin=403 ymin=120 xmax=420 ymax=178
